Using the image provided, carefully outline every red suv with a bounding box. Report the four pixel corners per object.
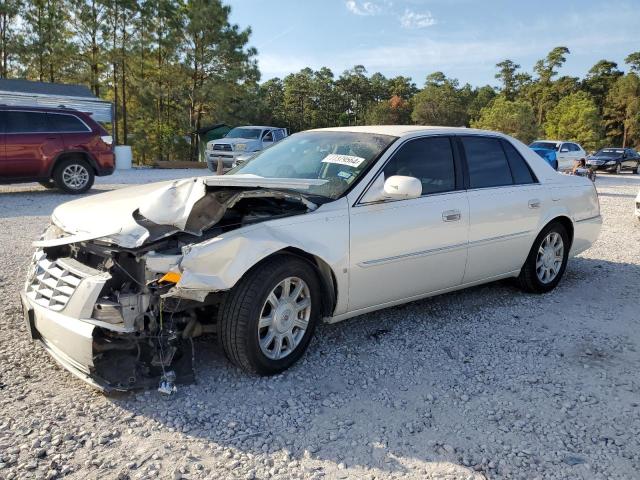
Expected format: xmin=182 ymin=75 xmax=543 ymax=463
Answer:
xmin=0 ymin=106 xmax=114 ymax=193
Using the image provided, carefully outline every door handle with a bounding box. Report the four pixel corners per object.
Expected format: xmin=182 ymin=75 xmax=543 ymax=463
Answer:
xmin=528 ymin=199 xmax=541 ymax=209
xmin=442 ymin=209 xmax=461 ymax=222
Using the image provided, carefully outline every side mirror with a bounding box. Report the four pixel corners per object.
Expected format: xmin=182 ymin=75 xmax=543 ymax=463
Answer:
xmin=383 ymin=175 xmax=422 ymax=200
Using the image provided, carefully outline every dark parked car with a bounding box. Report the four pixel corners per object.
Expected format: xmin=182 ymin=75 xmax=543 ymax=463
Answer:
xmin=586 ymin=147 xmax=640 ymax=174
xmin=0 ymin=106 xmax=114 ymax=193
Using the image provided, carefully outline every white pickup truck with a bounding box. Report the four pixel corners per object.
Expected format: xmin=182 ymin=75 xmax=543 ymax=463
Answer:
xmin=206 ymin=126 xmax=288 ymax=171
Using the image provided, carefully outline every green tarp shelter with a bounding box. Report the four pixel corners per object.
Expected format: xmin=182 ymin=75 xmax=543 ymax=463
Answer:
xmin=196 ymin=123 xmax=232 ymax=163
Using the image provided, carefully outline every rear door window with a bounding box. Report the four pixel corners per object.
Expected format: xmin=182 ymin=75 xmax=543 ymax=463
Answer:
xmin=47 ymin=113 xmax=90 ymax=132
xmin=460 ymin=136 xmax=513 ymax=189
xmin=5 ymin=111 xmax=49 ymax=133
xmin=383 ymin=136 xmax=456 ymax=195
xmin=501 ymin=140 xmax=536 ymax=184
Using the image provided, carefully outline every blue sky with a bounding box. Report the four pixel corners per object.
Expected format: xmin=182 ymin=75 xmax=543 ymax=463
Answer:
xmin=226 ymin=0 xmax=639 ymax=87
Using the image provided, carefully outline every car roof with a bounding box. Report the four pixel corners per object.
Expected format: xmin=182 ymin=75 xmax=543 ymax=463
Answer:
xmin=533 ymin=139 xmax=583 ymax=145
xmin=233 ymin=125 xmax=281 ymax=130
xmin=311 ymin=125 xmax=504 ymax=138
xmin=0 ymin=105 xmax=89 ymax=116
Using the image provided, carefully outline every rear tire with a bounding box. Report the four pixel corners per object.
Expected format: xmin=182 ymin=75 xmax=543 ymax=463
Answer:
xmin=518 ymin=222 xmax=570 ymax=293
xmin=218 ymin=256 xmax=321 ymax=375
xmin=53 ymin=157 xmax=94 ymax=194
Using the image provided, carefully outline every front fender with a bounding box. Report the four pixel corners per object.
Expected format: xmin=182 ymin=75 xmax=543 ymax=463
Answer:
xmin=172 ymin=199 xmax=350 ymax=315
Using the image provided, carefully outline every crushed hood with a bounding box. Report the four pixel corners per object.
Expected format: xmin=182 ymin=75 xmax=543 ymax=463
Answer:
xmin=37 ymin=175 xmax=324 ymax=249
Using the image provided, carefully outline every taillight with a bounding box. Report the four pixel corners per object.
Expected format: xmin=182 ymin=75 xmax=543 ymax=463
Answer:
xmin=101 ymin=135 xmax=113 ymax=145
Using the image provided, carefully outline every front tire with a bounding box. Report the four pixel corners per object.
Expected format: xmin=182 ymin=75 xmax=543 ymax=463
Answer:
xmin=53 ymin=157 xmax=94 ymax=194
xmin=218 ymin=256 xmax=321 ymax=375
xmin=518 ymin=222 xmax=570 ymax=293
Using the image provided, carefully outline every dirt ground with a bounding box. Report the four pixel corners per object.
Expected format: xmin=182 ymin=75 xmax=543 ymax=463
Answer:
xmin=0 ymin=170 xmax=639 ymax=480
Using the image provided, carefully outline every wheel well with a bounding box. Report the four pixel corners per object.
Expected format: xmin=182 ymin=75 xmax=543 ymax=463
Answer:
xmin=547 ymin=216 xmax=574 ymax=249
xmin=52 ymin=152 xmax=97 ymax=175
xmin=262 ymin=247 xmax=338 ymax=318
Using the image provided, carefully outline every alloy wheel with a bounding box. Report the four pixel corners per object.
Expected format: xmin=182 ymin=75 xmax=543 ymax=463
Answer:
xmin=536 ymin=232 xmax=564 ymax=284
xmin=62 ymin=164 xmax=90 ymax=190
xmin=258 ymin=277 xmax=311 ymax=360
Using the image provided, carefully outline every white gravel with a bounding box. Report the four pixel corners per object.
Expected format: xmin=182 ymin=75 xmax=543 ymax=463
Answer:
xmin=1 ymin=170 xmax=639 ymax=480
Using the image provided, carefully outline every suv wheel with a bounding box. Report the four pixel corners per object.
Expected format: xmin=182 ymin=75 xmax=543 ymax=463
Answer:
xmin=53 ymin=157 xmax=95 ymax=194
xmin=518 ymin=222 xmax=569 ymax=293
xmin=218 ymin=256 xmax=320 ymax=375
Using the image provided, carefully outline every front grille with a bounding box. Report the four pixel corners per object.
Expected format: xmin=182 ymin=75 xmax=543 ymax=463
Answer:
xmin=26 ymin=252 xmax=100 ymax=311
xmin=213 ymin=143 xmax=232 ymax=151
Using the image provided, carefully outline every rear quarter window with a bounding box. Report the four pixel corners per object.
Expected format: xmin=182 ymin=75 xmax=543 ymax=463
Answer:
xmin=47 ymin=113 xmax=90 ymax=132
xmin=501 ymin=140 xmax=536 ymax=184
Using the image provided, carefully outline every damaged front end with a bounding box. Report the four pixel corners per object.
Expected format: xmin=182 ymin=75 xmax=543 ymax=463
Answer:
xmin=22 ymin=177 xmax=319 ymax=392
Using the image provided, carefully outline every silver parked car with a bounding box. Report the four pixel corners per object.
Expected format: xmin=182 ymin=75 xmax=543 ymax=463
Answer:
xmin=22 ymin=126 xmax=601 ymax=392
xmin=206 ymin=126 xmax=288 ymax=171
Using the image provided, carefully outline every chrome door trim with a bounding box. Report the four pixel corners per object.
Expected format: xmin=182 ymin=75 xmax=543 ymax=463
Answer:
xmin=358 ymin=229 xmax=532 ymax=268
xmin=358 ymin=241 xmax=468 ymax=268
xmin=575 ymin=214 xmax=601 ymax=223
xmin=468 ymin=230 xmax=532 ymax=248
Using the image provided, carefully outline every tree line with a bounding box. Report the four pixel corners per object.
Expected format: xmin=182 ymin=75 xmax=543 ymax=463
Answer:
xmin=1 ymin=1 xmax=639 ymax=162
xmin=261 ymin=47 xmax=640 ymax=152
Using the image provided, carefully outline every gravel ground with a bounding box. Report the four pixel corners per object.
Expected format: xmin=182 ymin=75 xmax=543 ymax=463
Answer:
xmin=1 ymin=170 xmax=639 ymax=480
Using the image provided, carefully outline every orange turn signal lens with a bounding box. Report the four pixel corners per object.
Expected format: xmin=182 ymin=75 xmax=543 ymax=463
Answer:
xmin=159 ymin=272 xmax=181 ymax=284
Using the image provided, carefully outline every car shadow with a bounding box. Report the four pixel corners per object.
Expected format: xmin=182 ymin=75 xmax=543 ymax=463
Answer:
xmin=102 ymin=255 xmax=640 ymax=478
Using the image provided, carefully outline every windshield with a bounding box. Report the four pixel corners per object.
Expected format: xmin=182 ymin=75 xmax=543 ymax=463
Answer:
xmin=595 ymin=148 xmax=624 ymax=155
xmin=228 ymin=131 xmax=397 ymax=199
xmin=530 ymin=142 xmax=559 ymax=151
xmin=225 ymin=127 xmax=262 ymax=139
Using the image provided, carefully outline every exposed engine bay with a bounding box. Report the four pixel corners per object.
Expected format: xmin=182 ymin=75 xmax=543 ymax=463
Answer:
xmin=28 ymin=181 xmax=318 ymax=392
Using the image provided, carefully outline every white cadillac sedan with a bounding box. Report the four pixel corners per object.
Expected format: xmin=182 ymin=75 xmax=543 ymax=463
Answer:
xmin=22 ymin=126 xmax=601 ymax=392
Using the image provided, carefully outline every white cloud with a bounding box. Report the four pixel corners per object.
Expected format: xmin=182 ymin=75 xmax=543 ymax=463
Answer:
xmin=400 ymin=9 xmax=436 ymax=29
xmin=256 ymin=4 xmax=640 ymax=83
xmin=345 ymin=0 xmax=386 ymax=16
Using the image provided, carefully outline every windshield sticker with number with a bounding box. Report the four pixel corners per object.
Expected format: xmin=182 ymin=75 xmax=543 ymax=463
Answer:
xmin=321 ymin=154 xmax=366 ymax=168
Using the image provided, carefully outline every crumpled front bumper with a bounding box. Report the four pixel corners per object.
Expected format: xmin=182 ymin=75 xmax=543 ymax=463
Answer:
xmin=20 ymin=291 xmax=109 ymax=391
xmin=21 ymin=252 xmax=115 ymax=392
